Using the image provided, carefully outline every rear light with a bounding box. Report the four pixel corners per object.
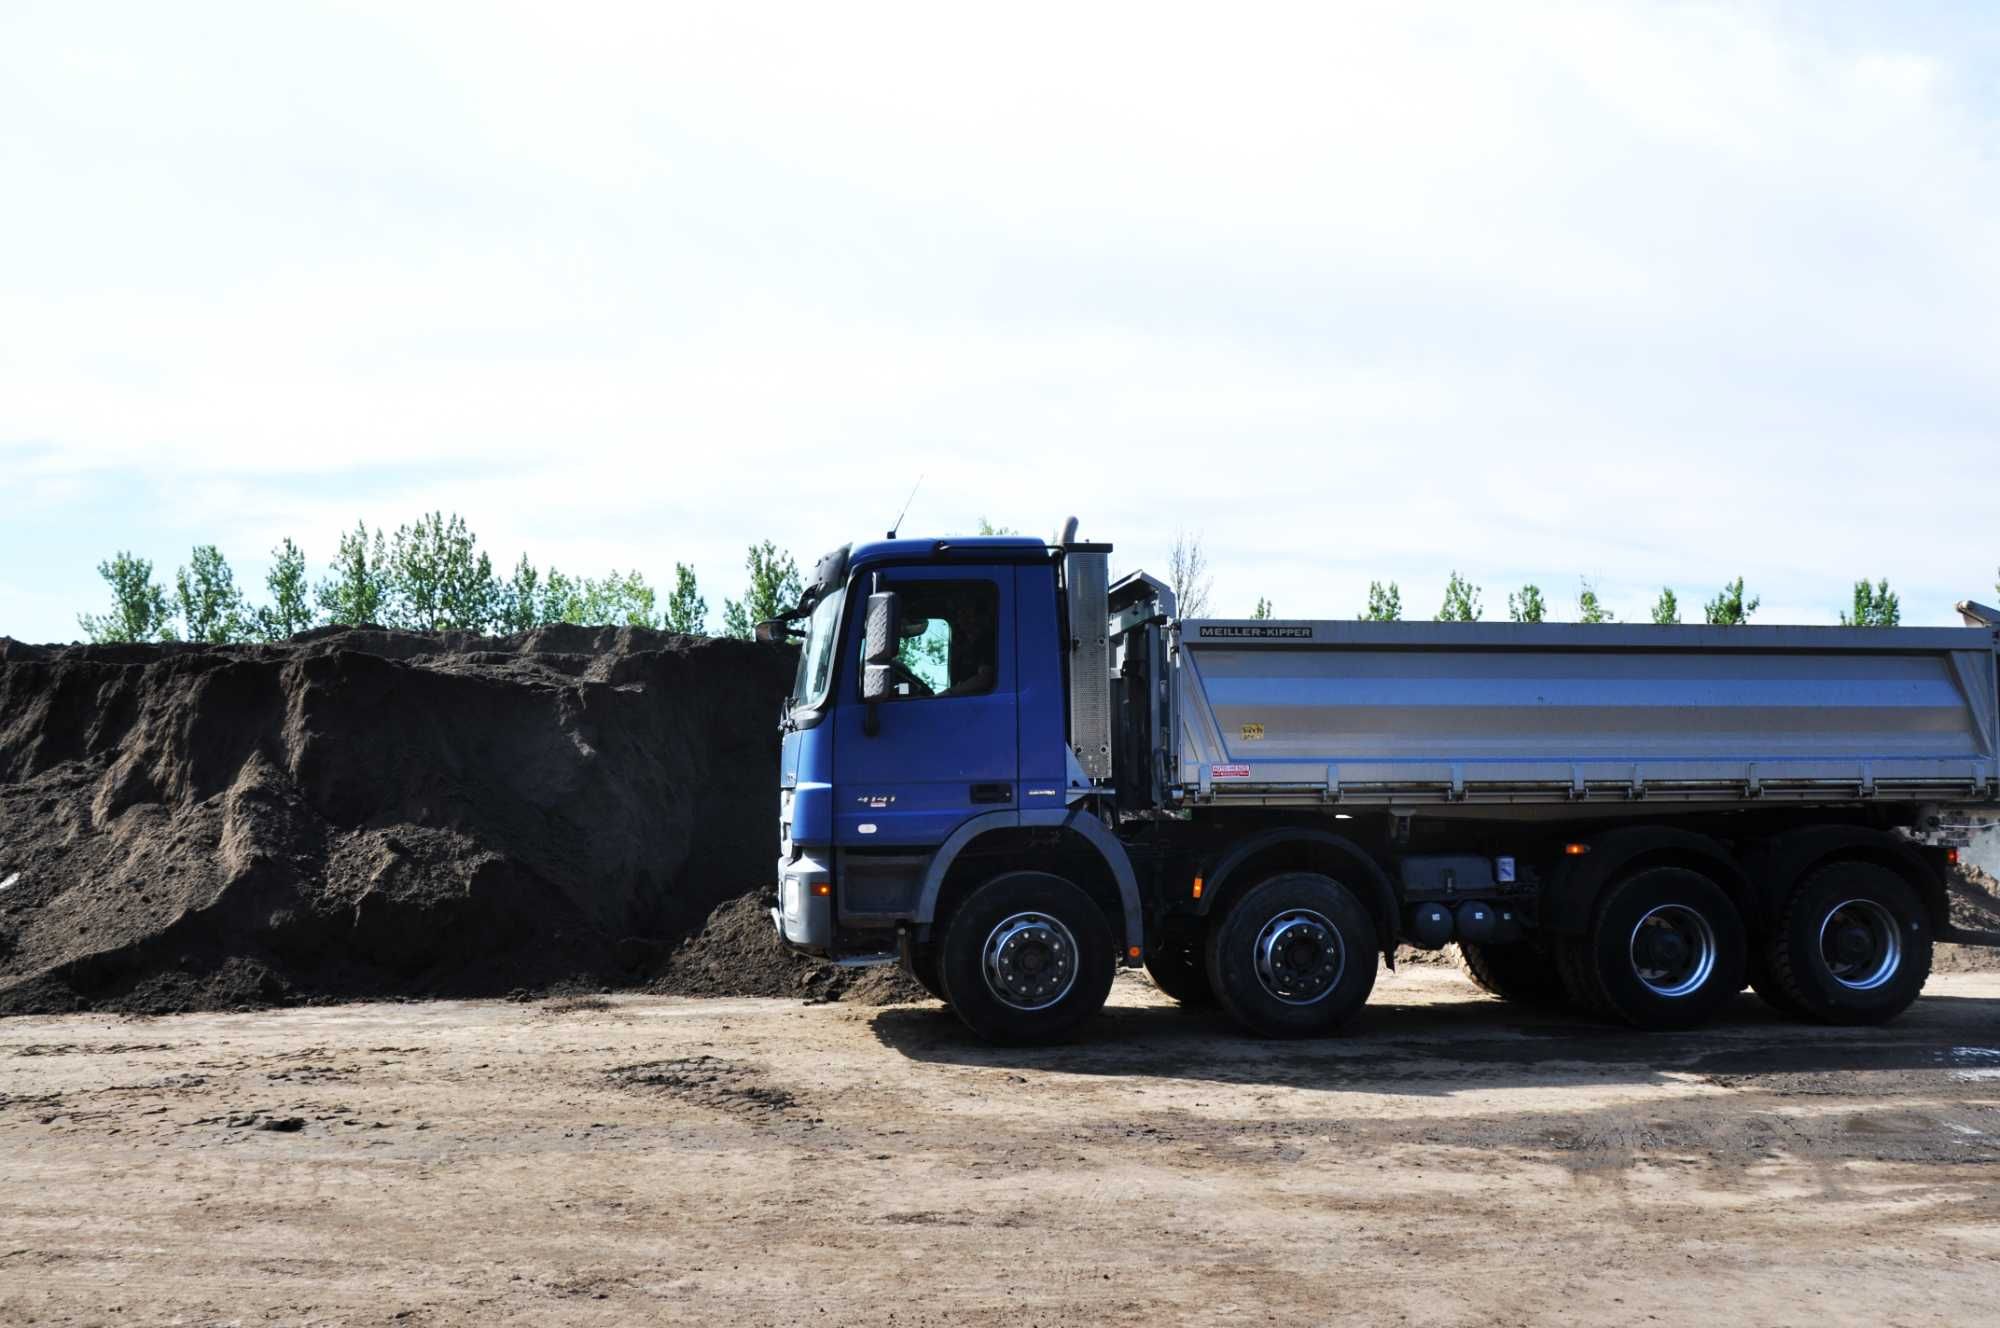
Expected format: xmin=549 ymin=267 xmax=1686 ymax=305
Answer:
xmin=1946 ymin=848 xmax=1960 ymax=866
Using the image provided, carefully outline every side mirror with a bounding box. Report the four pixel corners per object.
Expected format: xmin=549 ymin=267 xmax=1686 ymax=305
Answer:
xmin=861 ymin=590 xmax=901 ymax=702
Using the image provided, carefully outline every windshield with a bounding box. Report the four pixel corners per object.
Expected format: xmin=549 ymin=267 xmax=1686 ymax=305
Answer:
xmin=789 ymin=588 xmax=844 ymax=712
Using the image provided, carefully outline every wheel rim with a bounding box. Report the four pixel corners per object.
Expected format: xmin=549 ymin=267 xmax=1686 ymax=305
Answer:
xmin=982 ymin=911 xmax=1080 ymax=1011
xmin=1818 ymin=898 xmax=1902 ymax=991
xmin=1252 ymin=908 xmax=1344 ymax=1006
xmin=1627 ymin=904 xmax=1717 ymax=998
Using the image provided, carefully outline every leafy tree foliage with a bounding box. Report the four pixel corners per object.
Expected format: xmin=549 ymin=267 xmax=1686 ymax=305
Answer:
xmin=386 ymin=512 xmax=499 ymax=631
xmin=1167 ymin=529 xmax=1212 ymax=619
xmin=663 ymin=563 xmax=708 ymax=636
xmin=1577 ymin=579 xmax=1614 ymax=624
xmin=1437 ymin=571 xmax=1482 ymax=622
xmin=1650 ymin=588 xmax=1681 ymax=625
xmin=721 ymin=542 xmax=803 ymax=639
xmin=1703 ymin=577 xmax=1759 ymax=626
xmin=1841 ymin=579 xmax=1900 ymax=628
xmin=1361 ymin=581 xmax=1403 ymax=621
xmin=316 ymin=523 xmax=391 ymax=626
xmin=496 ymin=555 xmax=543 ymax=634
xmin=78 ymin=551 xmax=176 ymax=642
xmin=1251 ymin=597 xmax=1273 ymax=620
xmin=174 ymin=544 xmax=251 ymax=643
xmin=1507 ymin=584 xmax=1546 ymax=623
xmin=254 ymin=538 xmax=313 ymax=640
xmin=975 ymin=517 xmax=1019 ymax=536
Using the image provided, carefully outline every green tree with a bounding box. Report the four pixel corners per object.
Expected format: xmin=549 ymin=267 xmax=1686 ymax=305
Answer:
xmin=1577 ymin=579 xmax=1614 ymax=624
xmin=1506 ymin=584 xmax=1546 ymax=623
xmin=1361 ymin=581 xmax=1402 ymax=622
xmin=174 ymin=544 xmax=251 ymax=643
xmin=663 ymin=563 xmax=708 ymax=636
xmin=315 ymin=523 xmax=390 ymax=626
xmin=575 ymin=570 xmax=659 ymax=627
xmin=253 ymin=538 xmax=313 ymax=640
xmin=975 ymin=517 xmax=1019 ymax=536
xmin=496 ymin=555 xmax=544 ymax=634
xmin=721 ymin=542 xmax=803 ymax=639
xmin=1251 ymin=597 xmax=1273 ymax=620
xmin=1437 ymin=571 xmax=1482 ymax=622
xmin=1649 ymin=588 xmax=1681 ymax=625
xmin=78 ymin=551 xmax=176 ymax=643
xmin=1703 ymin=577 xmax=1759 ymax=626
xmin=385 ymin=512 xmax=499 ymax=631
xmin=1841 ymin=579 xmax=1900 ymax=628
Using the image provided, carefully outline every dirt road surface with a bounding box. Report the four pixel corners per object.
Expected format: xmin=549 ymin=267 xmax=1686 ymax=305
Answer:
xmin=5 ymin=969 xmax=2000 ymax=1326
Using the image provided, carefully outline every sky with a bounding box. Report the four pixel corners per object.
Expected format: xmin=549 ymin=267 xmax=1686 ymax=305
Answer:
xmin=3 ymin=1 xmax=1997 ymax=640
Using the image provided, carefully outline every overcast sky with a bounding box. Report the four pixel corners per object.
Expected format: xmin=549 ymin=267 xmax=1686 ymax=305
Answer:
xmin=3 ymin=1 xmax=1997 ymax=640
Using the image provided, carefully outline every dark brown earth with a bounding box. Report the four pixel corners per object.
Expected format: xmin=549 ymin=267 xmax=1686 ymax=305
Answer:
xmin=0 ymin=628 xmax=797 ymax=1015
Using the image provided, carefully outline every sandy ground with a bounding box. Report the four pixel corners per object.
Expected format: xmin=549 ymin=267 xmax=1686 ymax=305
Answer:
xmin=5 ymin=969 xmax=2000 ymax=1327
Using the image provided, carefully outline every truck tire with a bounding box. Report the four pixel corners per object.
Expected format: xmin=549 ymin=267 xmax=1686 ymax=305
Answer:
xmin=1453 ymin=940 xmax=1566 ymax=1005
xmin=1767 ymin=861 xmax=1932 ymax=1025
xmin=1745 ymin=944 xmax=1808 ymax=1019
xmin=1143 ymin=920 xmax=1215 ymax=1006
xmin=1204 ymin=872 xmax=1377 ymax=1038
xmin=1559 ymin=867 xmax=1747 ymax=1031
xmin=899 ymin=943 xmax=948 ymax=1003
xmin=935 ymin=871 xmax=1115 ymax=1044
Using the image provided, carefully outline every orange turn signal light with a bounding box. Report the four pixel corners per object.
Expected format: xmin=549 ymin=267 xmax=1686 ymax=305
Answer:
xmin=1127 ymin=946 xmax=1142 ymax=959
xmin=811 ymin=882 xmax=832 ymax=897
xmin=1563 ymin=842 xmax=1590 ymax=857
xmin=1192 ymin=876 xmax=1204 ymax=899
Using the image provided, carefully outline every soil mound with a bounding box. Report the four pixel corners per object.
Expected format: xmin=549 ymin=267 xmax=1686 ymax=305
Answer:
xmin=652 ymin=892 xmax=931 ymax=1006
xmin=1938 ymin=861 xmax=2000 ymax=973
xmin=0 ymin=627 xmax=798 ymax=1013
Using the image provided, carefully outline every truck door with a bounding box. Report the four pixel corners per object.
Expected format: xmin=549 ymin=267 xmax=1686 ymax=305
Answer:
xmin=831 ymin=565 xmax=1017 ymax=847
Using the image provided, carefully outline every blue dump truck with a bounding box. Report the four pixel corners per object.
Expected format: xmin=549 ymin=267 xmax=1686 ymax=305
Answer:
xmin=770 ymin=519 xmax=2000 ymax=1043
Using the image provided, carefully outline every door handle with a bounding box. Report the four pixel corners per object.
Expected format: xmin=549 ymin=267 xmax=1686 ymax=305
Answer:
xmin=969 ymin=783 xmax=1013 ymax=804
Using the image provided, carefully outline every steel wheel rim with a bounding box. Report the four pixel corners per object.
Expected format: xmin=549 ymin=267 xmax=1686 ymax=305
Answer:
xmin=982 ymin=911 xmax=1079 ymax=1011
xmin=1818 ymin=898 xmax=1902 ymax=991
xmin=1253 ymin=908 xmax=1344 ymax=1006
xmin=1627 ymin=904 xmax=1717 ymax=998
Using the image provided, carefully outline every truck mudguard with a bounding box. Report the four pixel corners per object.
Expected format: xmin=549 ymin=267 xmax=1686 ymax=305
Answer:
xmin=1739 ymin=825 xmax=1946 ymax=933
xmin=1193 ymin=828 xmax=1400 ymax=949
xmin=913 ymin=808 xmax=1145 ymax=956
xmin=1541 ymin=826 xmax=1749 ymax=937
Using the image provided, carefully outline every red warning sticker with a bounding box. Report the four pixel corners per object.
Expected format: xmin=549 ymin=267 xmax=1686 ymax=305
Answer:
xmin=1210 ymin=764 xmax=1251 ymax=779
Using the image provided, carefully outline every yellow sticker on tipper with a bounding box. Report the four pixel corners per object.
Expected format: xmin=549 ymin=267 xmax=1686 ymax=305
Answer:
xmin=1240 ymin=723 xmax=1265 ymax=741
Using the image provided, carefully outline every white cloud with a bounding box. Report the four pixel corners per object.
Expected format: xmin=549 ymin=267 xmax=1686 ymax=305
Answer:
xmin=2 ymin=1 xmax=1997 ymax=638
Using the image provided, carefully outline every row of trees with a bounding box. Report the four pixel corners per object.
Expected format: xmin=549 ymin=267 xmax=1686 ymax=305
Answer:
xmin=77 ymin=513 xmax=805 ymax=644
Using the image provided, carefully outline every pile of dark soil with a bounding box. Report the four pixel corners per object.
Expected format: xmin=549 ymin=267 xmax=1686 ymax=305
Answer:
xmin=651 ymin=892 xmax=931 ymax=1006
xmin=1938 ymin=861 xmax=2000 ymax=973
xmin=0 ymin=627 xmax=801 ymax=1014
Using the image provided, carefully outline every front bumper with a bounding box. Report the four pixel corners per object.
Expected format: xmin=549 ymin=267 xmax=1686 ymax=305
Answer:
xmin=773 ymin=853 xmax=833 ymax=953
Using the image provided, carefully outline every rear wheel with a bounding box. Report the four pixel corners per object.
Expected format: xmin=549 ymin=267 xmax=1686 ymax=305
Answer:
xmin=1143 ymin=918 xmax=1214 ymax=1006
xmin=935 ymin=871 xmax=1115 ymax=1044
xmin=1767 ymin=862 xmax=1931 ymax=1025
xmin=1559 ymin=867 xmax=1747 ymax=1030
xmin=1205 ymin=872 xmax=1377 ymax=1038
xmin=1454 ymin=939 xmax=1566 ymax=1005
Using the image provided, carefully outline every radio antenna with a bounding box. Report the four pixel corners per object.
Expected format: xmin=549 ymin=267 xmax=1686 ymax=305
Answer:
xmin=887 ymin=473 xmax=925 ymax=539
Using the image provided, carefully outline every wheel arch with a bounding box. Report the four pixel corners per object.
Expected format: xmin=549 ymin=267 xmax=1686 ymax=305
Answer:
xmin=913 ymin=809 xmax=1144 ymax=958
xmin=1542 ymin=826 xmax=1750 ymax=938
xmin=1740 ymin=825 xmax=1947 ymax=936
xmin=1192 ymin=827 xmax=1400 ymax=952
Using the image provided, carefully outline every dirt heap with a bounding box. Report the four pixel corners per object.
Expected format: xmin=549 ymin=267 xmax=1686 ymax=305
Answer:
xmin=651 ymin=891 xmax=930 ymax=1005
xmin=1938 ymin=860 xmax=2000 ymax=973
xmin=0 ymin=627 xmax=801 ymax=1014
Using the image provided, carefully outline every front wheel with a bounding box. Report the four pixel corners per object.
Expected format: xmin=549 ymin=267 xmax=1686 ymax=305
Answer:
xmin=1766 ymin=862 xmax=1931 ymax=1025
xmin=935 ymin=871 xmax=1115 ymax=1043
xmin=1559 ymin=867 xmax=1747 ymax=1031
xmin=1205 ymin=872 xmax=1378 ymax=1038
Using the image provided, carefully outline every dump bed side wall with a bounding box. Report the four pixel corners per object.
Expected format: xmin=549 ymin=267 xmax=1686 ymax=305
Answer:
xmin=1174 ymin=621 xmax=2000 ymax=806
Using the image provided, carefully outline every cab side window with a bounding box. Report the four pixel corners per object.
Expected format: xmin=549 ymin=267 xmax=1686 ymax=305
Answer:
xmin=865 ymin=580 xmax=999 ymax=701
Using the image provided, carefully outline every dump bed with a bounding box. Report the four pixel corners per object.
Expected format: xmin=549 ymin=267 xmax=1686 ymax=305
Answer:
xmin=1173 ymin=620 xmax=2000 ymax=807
